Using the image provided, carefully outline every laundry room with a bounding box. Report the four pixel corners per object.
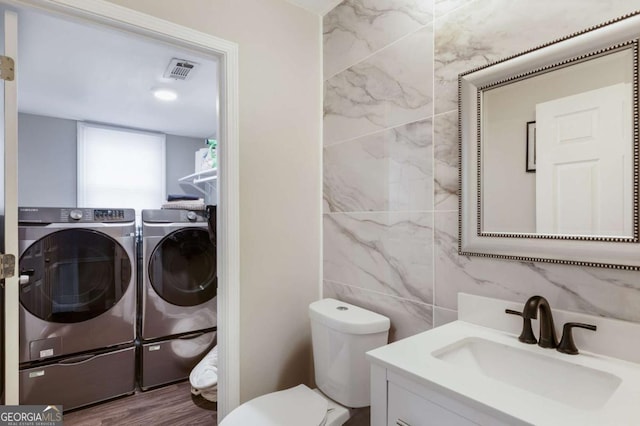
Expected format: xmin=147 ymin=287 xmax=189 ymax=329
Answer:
xmin=12 ymin=5 xmax=219 ymax=420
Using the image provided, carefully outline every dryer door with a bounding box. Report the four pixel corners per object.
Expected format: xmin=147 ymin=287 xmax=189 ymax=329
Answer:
xmin=149 ymin=227 xmax=216 ymax=307
xmin=19 ymin=229 xmax=132 ymax=323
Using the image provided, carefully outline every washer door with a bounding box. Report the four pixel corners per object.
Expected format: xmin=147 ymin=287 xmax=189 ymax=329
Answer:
xmin=19 ymin=229 xmax=132 ymax=323
xmin=149 ymin=227 xmax=216 ymax=307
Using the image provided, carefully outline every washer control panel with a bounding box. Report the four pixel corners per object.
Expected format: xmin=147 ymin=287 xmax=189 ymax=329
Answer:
xmin=69 ymin=209 xmax=83 ymax=220
xmin=93 ymin=209 xmax=126 ymax=221
xmin=18 ymin=207 xmax=135 ymax=224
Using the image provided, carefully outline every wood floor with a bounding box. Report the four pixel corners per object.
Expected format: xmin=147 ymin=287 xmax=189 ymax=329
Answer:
xmin=62 ymin=381 xmax=369 ymax=426
xmin=63 ymin=381 xmax=217 ymax=425
xmin=344 ymin=407 xmax=370 ymax=426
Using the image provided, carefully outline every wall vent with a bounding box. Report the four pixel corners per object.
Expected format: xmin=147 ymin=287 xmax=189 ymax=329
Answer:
xmin=163 ymin=58 xmax=197 ymax=80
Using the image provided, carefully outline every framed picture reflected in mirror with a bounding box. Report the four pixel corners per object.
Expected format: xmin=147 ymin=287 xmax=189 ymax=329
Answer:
xmin=526 ymin=121 xmax=536 ymax=173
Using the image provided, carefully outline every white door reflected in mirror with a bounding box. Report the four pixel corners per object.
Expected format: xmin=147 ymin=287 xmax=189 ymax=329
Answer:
xmin=536 ymin=83 xmax=632 ymax=237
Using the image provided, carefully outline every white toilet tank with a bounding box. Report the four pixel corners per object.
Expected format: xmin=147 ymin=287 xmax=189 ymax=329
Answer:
xmin=309 ymin=298 xmax=390 ymax=408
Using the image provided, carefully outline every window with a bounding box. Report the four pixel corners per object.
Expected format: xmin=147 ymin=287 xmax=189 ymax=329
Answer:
xmin=77 ymin=122 xmax=165 ymax=223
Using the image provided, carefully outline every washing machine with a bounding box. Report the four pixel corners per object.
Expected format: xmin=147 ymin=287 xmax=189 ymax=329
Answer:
xmin=18 ymin=207 xmax=136 ymax=408
xmin=139 ymin=209 xmax=216 ymax=390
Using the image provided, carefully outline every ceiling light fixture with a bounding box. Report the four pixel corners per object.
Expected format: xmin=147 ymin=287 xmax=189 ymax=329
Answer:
xmin=153 ymin=88 xmax=178 ymax=101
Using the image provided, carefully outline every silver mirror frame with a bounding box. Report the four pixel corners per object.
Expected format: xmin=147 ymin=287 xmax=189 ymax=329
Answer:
xmin=459 ymin=11 xmax=640 ymax=270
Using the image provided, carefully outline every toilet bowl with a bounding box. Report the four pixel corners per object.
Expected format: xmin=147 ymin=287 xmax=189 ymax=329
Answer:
xmin=219 ymin=384 xmax=351 ymax=426
xmin=220 ymin=298 xmax=390 ymax=426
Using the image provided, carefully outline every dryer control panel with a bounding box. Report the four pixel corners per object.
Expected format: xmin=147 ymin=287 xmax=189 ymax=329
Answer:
xmin=142 ymin=209 xmax=207 ymax=223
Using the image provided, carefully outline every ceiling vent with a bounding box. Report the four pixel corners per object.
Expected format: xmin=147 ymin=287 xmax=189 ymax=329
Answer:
xmin=163 ymin=58 xmax=197 ymax=80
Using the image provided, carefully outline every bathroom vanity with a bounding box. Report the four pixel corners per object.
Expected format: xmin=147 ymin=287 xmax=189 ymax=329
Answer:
xmin=370 ymin=360 xmax=514 ymax=426
xmin=367 ymin=294 xmax=640 ymax=426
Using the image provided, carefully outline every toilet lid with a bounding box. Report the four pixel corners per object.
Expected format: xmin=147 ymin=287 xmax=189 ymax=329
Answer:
xmin=220 ymin=384 xmax=328 ymax=426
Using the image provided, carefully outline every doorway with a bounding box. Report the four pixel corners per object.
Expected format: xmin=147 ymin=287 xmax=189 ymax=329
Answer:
xmin=0 ymin=0 xmax=239 ymax=419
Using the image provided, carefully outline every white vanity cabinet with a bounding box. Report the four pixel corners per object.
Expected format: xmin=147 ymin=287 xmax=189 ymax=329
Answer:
xmin=370 ymin=363 xmax=516 ymax=426
xmin=387 ymin=381 xmax=477 ymax=426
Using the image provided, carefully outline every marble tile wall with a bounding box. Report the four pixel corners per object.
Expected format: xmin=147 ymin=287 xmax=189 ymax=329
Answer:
xmin=323 ymin=0 xmax=640 ymax=342
xmin=324 ymin=25 xmax=434 ymax=145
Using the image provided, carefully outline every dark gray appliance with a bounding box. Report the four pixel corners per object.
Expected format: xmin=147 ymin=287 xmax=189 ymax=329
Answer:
xmin=139 ymin=329 xmax=216 ymax=390
xmin=19 ymin=346 xmax=135 ymax=411
xmin=18 ymin=207 xmax=137 ymax=408
xmin=141 ymin=209 xmax=216 ymax=339
xmin=139 ymin=209 xmax=216 ymax=389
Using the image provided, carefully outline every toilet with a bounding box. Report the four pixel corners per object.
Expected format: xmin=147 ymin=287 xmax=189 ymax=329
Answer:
xmin=220 ymin=298 xmax=390 ymax=426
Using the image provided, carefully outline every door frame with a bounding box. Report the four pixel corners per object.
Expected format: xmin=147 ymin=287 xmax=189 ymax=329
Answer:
xmin=3 ymin=0 xmax=240 ymax=418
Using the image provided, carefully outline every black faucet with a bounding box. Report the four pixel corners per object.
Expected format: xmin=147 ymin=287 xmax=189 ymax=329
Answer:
xmin=505 ymin=309 xmax=537 ymax=344
xmin=522 ymin=296 xmax=558 ymax=349
xmin=557 ymin=322 xmax=597 ymax=355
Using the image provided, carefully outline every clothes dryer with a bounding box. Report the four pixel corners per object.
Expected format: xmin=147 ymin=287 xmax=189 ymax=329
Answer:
xmin=139 ymin=209 xmax=216 ymax=390
xmin=140 ymin=209 xmax=216 ymax=340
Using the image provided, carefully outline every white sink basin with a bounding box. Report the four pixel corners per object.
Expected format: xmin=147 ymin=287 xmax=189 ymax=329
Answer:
xmin=432 ymin=337 xmax=621 ymax=410
xmin=366 ymin=316 xmax=640 ymax=426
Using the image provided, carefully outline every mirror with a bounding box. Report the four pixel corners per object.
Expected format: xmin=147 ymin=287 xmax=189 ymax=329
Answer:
xmin=482 ymin=47 xmax=635 ymax=238
xmin=459 ymin=12 xmax=640 ymax=269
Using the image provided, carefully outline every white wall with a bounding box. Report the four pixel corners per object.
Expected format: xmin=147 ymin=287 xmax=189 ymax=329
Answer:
xmin=106 ymin=0 xmax=322 ymax=402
